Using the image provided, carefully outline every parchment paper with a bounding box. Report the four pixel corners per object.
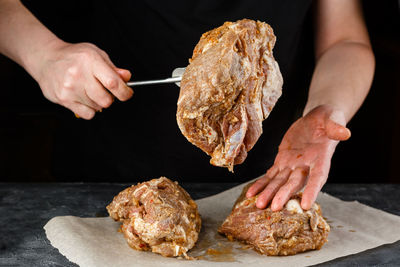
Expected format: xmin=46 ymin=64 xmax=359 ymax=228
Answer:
xmin=44 ymin=182 xmax=400 ymax=267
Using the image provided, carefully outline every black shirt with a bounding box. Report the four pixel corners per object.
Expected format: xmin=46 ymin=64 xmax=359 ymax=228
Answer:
xmin=24 ymin=0 xmax=314 ymax=182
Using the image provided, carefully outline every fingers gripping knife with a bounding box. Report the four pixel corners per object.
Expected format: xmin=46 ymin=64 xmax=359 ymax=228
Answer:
xmin=126 ymin=67 xmax=185 ymax=87
xmin=74 ymin=68 xmax=185 ymax=118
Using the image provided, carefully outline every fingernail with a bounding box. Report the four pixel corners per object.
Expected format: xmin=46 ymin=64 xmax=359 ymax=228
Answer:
xmin=271 ymin=203 xmax=279 ymax=211
xmin=345 ymin=128 xmax=351 ymax=138
xmin=301 ymin=202 xmax=309 ymax=210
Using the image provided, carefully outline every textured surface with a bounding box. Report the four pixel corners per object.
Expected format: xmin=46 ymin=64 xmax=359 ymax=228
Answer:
xmin=177 ymin=19 xmax=282 ymax=171
xmin=107 ymin=177 xmax=201 ymax=257
xmin=219 ymin=187 xmax=330 ymax=255
xmin=1 ymin=183 xmax=400 ymax=266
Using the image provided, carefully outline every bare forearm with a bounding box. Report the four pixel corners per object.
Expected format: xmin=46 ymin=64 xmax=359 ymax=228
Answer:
xmin=0 ymin=0 xmax=132 ymax=120
xmin=0 ymin=0 xmax=63 ymax=79
xmin=303 ymin=41 xmax=375 ymax=122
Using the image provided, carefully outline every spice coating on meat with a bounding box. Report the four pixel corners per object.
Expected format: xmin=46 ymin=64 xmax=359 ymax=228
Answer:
xmin=106 ymin=177 xmax=201 ymax=258
xmin=177 ymin=19 xmax=283 ymax=171
xmin=218 ymin=184 xmax=330 ymax=256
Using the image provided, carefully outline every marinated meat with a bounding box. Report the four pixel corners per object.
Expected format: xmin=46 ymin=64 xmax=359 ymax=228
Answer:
xmin=106 ymin=177 xmax=201 ymax=258
xmin=177 ymin=19 xmax=283 ymax=171
xmin=218 ymin=184 xmax=330 ymax=255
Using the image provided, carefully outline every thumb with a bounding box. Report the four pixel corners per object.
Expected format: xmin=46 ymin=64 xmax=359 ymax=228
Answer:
xmin=115 ymin=68 xmax=132 ymax=82
xmin=326 ymin=120 xmax=351 ymax=141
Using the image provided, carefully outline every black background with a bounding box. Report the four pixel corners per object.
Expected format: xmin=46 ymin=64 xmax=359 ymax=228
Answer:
xmin=0 ymin=0 xmax=399 ymax=183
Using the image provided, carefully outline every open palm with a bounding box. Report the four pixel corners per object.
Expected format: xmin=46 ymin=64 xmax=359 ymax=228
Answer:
xmin=246 ymin=105 xmax=351 ymax=211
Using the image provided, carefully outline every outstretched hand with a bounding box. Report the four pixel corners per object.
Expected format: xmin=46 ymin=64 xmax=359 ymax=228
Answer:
xmin=246 ymin=105 xmax=351 ymax=211
xmin=34 ymin=42 xmax=133 ymax=119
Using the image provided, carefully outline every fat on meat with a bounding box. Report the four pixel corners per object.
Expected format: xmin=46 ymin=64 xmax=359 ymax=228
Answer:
xmin=107 ymin=177 xmax=201 ymax=258
xmin=177 ymin=19 xmax=283 ymax=171
xmin=218 ymin=183 xmax=330 ymax=255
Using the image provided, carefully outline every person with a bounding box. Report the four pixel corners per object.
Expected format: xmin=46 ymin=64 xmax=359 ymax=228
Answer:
xmin=0 ymin=0 xmax=374 ymax=211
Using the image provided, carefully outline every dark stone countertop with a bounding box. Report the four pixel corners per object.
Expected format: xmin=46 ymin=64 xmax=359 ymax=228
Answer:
xmin=0 ymin=182 xmax=399 ymax=267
